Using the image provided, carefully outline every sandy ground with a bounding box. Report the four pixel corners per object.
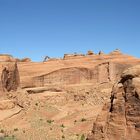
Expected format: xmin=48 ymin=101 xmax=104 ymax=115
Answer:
xmin=0 ymin=83 xmax=112 ymax=140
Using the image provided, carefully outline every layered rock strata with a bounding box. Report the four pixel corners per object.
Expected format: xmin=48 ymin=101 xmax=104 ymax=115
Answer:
xmin=87 ymin=65 xmax=140 ymax=140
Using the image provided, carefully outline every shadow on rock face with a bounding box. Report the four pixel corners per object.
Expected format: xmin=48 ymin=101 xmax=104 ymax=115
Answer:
xmin=1 ymin=63 xmax=20 ymax=92
xmin=87 ymin=65 xmax=140 ymax=140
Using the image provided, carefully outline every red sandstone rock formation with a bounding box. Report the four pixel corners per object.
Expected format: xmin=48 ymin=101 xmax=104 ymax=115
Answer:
xmin=0 ymin=54 xmax=15 ymax=62
xmin=0 ymin=50 xmax=140 ymax=88
xmin=63 ymin=53 xmax=85 ymax=59
xmin=0 ymin=54 xmax=32 ymax=62
xmin=43 ymin=56 xmax=50 ymax=62
xmin=87 ymin=50 xmax=94 ymax=55
xmin=110 ymin=49 xmax=122 ymax=55
xmin=87 ymin=65 xmax=140 ymax=140
xmin=33 ymin=63 xmax=128 ymax=87
xmin=20 ymin=58 xmax=31 ymax=62
xmin=0 ymin=51 xmax=140 ymax=140
xmin=99 ymin=51 xmax=104 ymax=55
xmin=1 ymin=63 xmax=20 ymax=92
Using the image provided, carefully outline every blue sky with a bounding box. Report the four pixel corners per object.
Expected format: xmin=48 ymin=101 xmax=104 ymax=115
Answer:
xmin=0 ymin=0 xmax=140 ymax=61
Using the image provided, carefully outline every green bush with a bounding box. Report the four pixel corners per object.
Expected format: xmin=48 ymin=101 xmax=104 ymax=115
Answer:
xmin=13 ymin=128 xmax=18 ymax=132
xmin=81 ymin=118 xmax=86 ymax=122
xmin=80 ymin=134 xmax=85 ymax=140
xmin=60 ymin=124 xmax=65 ymax=128
xmin=62 ymin=135 xmax=65 ymax=139
xmin=0 ymin=129 xmax=4 ymax=133
xmin=0 ymin=136 xmax=16 ymax=140
xmin=47 ymin=120 xmax=54 ymax=124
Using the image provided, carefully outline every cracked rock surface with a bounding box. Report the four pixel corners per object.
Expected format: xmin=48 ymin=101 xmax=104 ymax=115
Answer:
xmin=1 ymin=63 xmax=20 ymax=92
xmin=87 ymin=65 xmax=140 ymax=140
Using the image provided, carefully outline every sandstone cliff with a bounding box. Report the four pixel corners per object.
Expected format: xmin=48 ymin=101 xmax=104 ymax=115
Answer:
xmin=0 ymin=54 xmax=15 ymax=62
xmin=0 ymin=51 xmax=140 ymax=140
xmin=0 ymin=54 xmax=31 ymax=62
xmin=1 ymin=63 xmax=20 ymax=92
xmin=33 ymin=62 xmax=127 ymax=87
xmin=87 ymin=65 xmax=140 ymax=140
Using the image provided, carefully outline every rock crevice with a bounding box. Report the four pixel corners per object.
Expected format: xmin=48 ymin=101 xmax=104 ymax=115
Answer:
xmin=1 ymin=63 xmax=20 ymax=92
xmin=87 ymin=65 xmax=140 ymax=140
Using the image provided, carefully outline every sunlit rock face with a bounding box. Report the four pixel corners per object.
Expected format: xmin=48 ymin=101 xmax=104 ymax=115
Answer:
xmin=87 ymin=65 xmax=140 ymax=140
xmin=0 ymin=54 xmax=15 ymax=62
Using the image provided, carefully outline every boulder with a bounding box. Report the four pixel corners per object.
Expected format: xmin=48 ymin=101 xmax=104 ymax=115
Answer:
xmin=0 ymin=133 xmax=4 ymax=138
xmin=20 ymin=58 xmax=31 ymax=62
xmin=110 ymin=49 xmax=122 ymax=55
xmin=121 ymin=65 xmax=140 ymax=79
xmin=87 ymin=50 xmax=94 ymax=55
xmin=0 ymin=99 xmax=15 ymax=110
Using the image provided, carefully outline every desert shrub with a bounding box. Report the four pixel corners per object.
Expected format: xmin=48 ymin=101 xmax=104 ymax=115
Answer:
xmin=0 ymin=129 xmax=4 ymax=133
xmin=0 ymin=136 xmax=17 ymax=140
xmin=13 ymin=128 xmax=18 ymax=132
xmin=47 ymin=120 xmax=54 ymax=124
xmin=76 ymin=134 xmax=79 ymax=137
xmin=60 ymin=124 xmax=65 ymax=128
xmin=80 ymin=134 xmax=85 ymax=140
xmin=81 ymin=118 xmax=86 ymax=122
xmin=62 ymin=135 xmax=65 ymax=139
